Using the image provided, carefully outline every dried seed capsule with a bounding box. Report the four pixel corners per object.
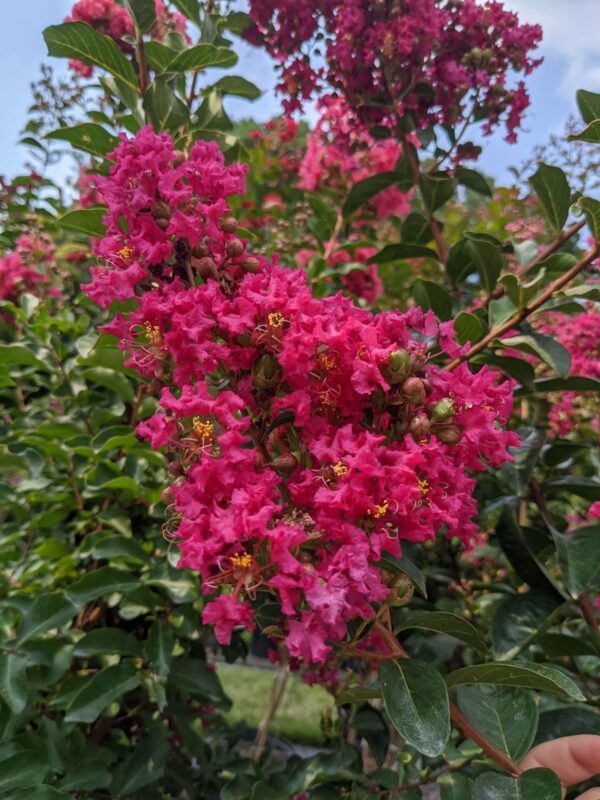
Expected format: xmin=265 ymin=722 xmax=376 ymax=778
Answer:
xmin=225 ymin=239 xmax=244 ymax=258
xmin=402 ymin=376 xmax=426 ymax=405
xmin=221 ymin=216 xmax=238 ymax=233
xmin=410 ymin=412 xmax=430 ymax=437
xmin=436 ymin=424 xmax=462 ymax=445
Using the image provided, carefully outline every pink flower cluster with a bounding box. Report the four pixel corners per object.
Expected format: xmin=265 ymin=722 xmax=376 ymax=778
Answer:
xmin=247 ymin=0 xmax=542 ymax=143
xmin=299 ymin=97 xmax=412 ymax=219
xmin=84 ymin=127 xmax=519 ymax=664
xmin=66 ymin=0 xmax=187 ymax=77
xmin=0 ymin=233 xmax=56 ymax=302
xmin=538 ymin=307 xmax=600 ymax=435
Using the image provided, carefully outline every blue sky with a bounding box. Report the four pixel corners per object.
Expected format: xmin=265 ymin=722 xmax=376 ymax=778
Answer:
xmin=1 ymin=0 xmax=599 ymax=184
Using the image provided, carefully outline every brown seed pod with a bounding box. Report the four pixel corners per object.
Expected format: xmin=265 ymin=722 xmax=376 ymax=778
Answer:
xmin=221 ymin=216 xmax=238 ymax=233
xmin=225 ymin=239 xmax=244 ymax=259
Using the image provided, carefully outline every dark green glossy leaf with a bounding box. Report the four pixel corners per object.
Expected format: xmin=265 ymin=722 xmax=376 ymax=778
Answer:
xmin=46 ymin=124 xmax=118 ymax=157
xmin=411 ymin=279 xmax=453 ymax=321
xmin=399 ymin=612 xmax=487 ymax=655
xmin=171 ymin=0 xmax=201 ymax=23
xmin=456 ymin=167 xmax=492 ymax=197
xmin=166 ymin=44 xmax=237 ymax=72
xmin=73 ymin=628 xmax=143 ymax=658
xmin=111 ymin=721 xmax=168 ymax=794
xmin=144 ymin=41 xmax=175 ymax=71
xmin=464 ymin=232 xmax=504 ymax=296
xmin=552 ymin=523 xmax=600 ymax=597
xmin=456 ymin=685 xmax=538 ymax=761
xmin=59 ymin=758 xmax=111 ymax=791
xmin=82 ymin=367 xmax=135 ymax=402
xmin=143 ymin=76 xmax=189 ymax=132
xmin=576 ymin=196 xmax=600 ymax=240
xmin=545 ymin=476 xmax=600 ymax=501
xmin=0 ymin=344 xmax=50 ymax=371
xmin=343 ymin=172 xmax=405 ymax=217
xmin=533 ymin=376 xmax=600 ymax=393
xmin=454 ymin=312 xmax=483 ymax=345
xmin=568 ymin=119 xmax=600 ymax=143
xmin=92 ymin=534 xmax=150 ymax=563
xmin=379 ymin=659 xmax=450 ymax=757
xmin=58 ymin=208 xmax=105 ymax=237
xmin=576 ymin=89 xmax=600 ymax=123
xmin=401 ymin=212 xmax=433 ymax=245
xmin=65 ymin=663 xmax=140 ymax=723
xmin=11 ymin=787 xmax=73 ymax=800
xmin=170 ymin=657 xmax=229 ymax=705
xmin=211 ymin=75 xmax=261 ymax=100
xmin=499 ymin=334 xmax=571 ymax=378
xmin=146 ymin=621 xmax=174 ymax=677
xmin=491 ymin=591 xmax=563 ymax=660
xmin=446 ymin=662 xmax=585 ymax=700
xmin=66 ymin=566 xmax=138 ymax=605
xmin=420 ymin=171 xmax=457 ymax=212
xmin=0 ymin=653 xmax=28 ymax=714
xmin=0 ymin=750 xmax=48 ymax=792
xmin=473 ymin=768 xmax=561 ymax=800
xmin=535 ymin=707 xmax=600 ymax=745
xmin=123 ymin=0 xmax=156 ymax=32
xmin=43 ymin=23 xmax=138 ymax=91
xmin=16 ymin=593 xmax=77 ymax=645
xmin=529 ymin=164 xmax=571 ymax=231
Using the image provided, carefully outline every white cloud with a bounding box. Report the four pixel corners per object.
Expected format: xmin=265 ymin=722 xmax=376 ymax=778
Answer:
xmin=503 ymin=0 xmax=600 ymax=102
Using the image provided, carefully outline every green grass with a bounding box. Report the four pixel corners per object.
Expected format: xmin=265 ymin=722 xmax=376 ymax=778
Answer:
xmin=217 ymin=663 xmax=335 ymax=744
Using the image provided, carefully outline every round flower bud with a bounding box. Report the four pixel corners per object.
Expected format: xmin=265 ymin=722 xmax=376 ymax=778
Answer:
xmin=431 ymin=397 xmax=456 ymax=423
xmin=269 ymin=452 xmax=298 ymax=476
xmin=410 ymin=412 xmax=430 ymax=438
xmin=436 ymin=424 xmax=462 ymax=445
xmin=192 ymin=243 xmax=210 ymax=258
xmin=402 ymin=377 xmax=426 ymax=405
xmin=156 ymin=217 xmax=170 ymax=231
xmin=152 ymin=201 xmax=171 ymax=220
xmin=161 ymin=486 xmax=174 ymax=505
xmin=193 ymin=257 xmax=218 ymax=277
xmin=221 ymin=216 xmax=238 ymax=233
xmin=167 ymin=461 xmax=184 ymax=477
xmin=384 ymin=348 xmax=411 ymax=384
xmin=252 ymin=353 xmax=282 ymax=390
xmin=241 ymin=256 xmax=261 ymax=273
xmin=226 ymin=239 xmax=244 ymax=258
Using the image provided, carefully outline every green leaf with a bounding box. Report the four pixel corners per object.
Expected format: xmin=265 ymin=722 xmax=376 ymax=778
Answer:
xmin=92 ymin=534 xmax=150 ymax=564
xmin=82 ymin=367 xmax=135 ymax=402
xmin=0 ymin=653 xmax=28 ymax=714
xmin=170 ymin=657 xmax=229 ymax=706
xmin=0 ymin=751 xmax=48 ymax=792
xmin=43 ymin=22 xmax=138 ymax=91
xmin=576 ymin=88 xmax=600 ymax=123
xmin=379 ymin=659 xmax=450 ymax=757
xmin=491 ymin=591 xmax=563 ymax=660
xmin=499 ymin=334 xmax=571 ymax=378
xmin=494 ymin=503 xmax=563 ymax=599
xmin=464 ymin=233 xmax=504 ymax=296
xmin=171 ymin=0 xmax=201 ymax=24
xmin=568 ymin=119 xmax=600 ymax=144
xmin=11 ymin=787 xmax=73 ymax=800
xmin=438 ymin=774 xmax=473 ymax=800
xmin=65 ymin=663 xmax=141 ymax=723
xmin=420 ymin=171 xmax=457 ymax=212
xmin=529 ymin=164 xmax=571 ymax=231
xmin=552 ymin=523 xmax=600 ymax=597
xmin=368 ymin=243 xmax=439 ymax=263
xmin=143 ymin=76 xmax=189 ymax=132
xmin=111 ymin=721 xmax=168 ymax=794
xmin=575 ymin=195 xmax=600 ymax=240
xmin=411 ymin=279 xmax=453 ymax=321
xmin=378 ymin=553 xmax=427 ymax=598
xmin=401 ymin=212 xmax=433 ymax=245
xmin=59 ymin=759 xmax=111 ymax=792
xmin=343 ymin=172 xmax=404 ymax=217
xmin=398 ymin=612 xmax=487 ymax=655
xmin=545 ymin=476 xmax=600 ymax=501
xmin=146 ymin=621 xmax=174 ymax=677
xmin=454 ymin=312 xmax=483 ymax=345
xmin=445 ymin=662 xmax=585 ymax=701
xmin=59 ymin=208 xmax=105 ymax=237
xmin=144 ymin=41 xmax=176 ymax=72
xmin=473 ymin=768 xmax=562 ymax=800
xmin=46 ymin=124 xmax=118 ymax=158
xmin=456 ymin=167 xmax=492 ymax=197
xmin=533 ymin=376 xmax=600 ymax=393
xmin=211 ymin=75 xmax=261 ymax=100
xmin=16 ymin=592 xmax=77 ymax=645
xmin=66 ymin=566 xmax=138 ymax=605
xmin=0 ymin=344 xmax=50 ymax=371
xmin=166 ymin=44 xmax=237 ymax=72
xmin=123 ymin=0 xmax=157 ymax=33
xmin=535 ymin=707 xmax=600 ymax=744
xmin=456 ymin=685 xmax=538 ymax=761
xmin=73 ymin=628 xmax=143 ymax=658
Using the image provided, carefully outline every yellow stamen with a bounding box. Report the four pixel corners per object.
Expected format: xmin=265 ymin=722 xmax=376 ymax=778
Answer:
xmin=268 ymin=311 xmax=285 ymax=328
xmin=368 ymin=500 xmax=389 ymax=519
xmin=332 ymin=460 xmax=348 ymax=477
xmin=117 ymin=245 xmax=135 ymax=264
xmin=418 ymin=479 xmax=430 ymax=496
xmin=230 ymin=553 xmax=253 ymax=570
xmin=319 ymin=391 xmax=337 ymax=409
xmin=144 ymin=321 xmax=162 ymax=346
xmin=317 ymin=351 xmax=339 ymax=370
xmin=192 ymin=417 xmax=215 ymax=440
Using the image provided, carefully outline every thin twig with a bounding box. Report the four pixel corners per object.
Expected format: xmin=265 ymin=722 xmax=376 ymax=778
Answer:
xmin=447 ymin=243 xmax=600 ymax=369
xmin=524 ymin=220 xmax=586 ymax=274
xmin=324 ymin=211 xmax=344 ymax=262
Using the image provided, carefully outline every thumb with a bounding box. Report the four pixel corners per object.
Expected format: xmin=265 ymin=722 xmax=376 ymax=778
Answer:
xmin=577 ymin=791 xmax=600 ymax=800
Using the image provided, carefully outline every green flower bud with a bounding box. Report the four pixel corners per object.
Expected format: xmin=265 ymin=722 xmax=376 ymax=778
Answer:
xmin=436 ymin=424 xmax=462 ymax=445
xmin=385 ymin=348 xmax=411 ymax=384
xmin=431 ymin=397 xmax=456 ymax=423
xmin=252 ymin=353 xmax=282 ymax=390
